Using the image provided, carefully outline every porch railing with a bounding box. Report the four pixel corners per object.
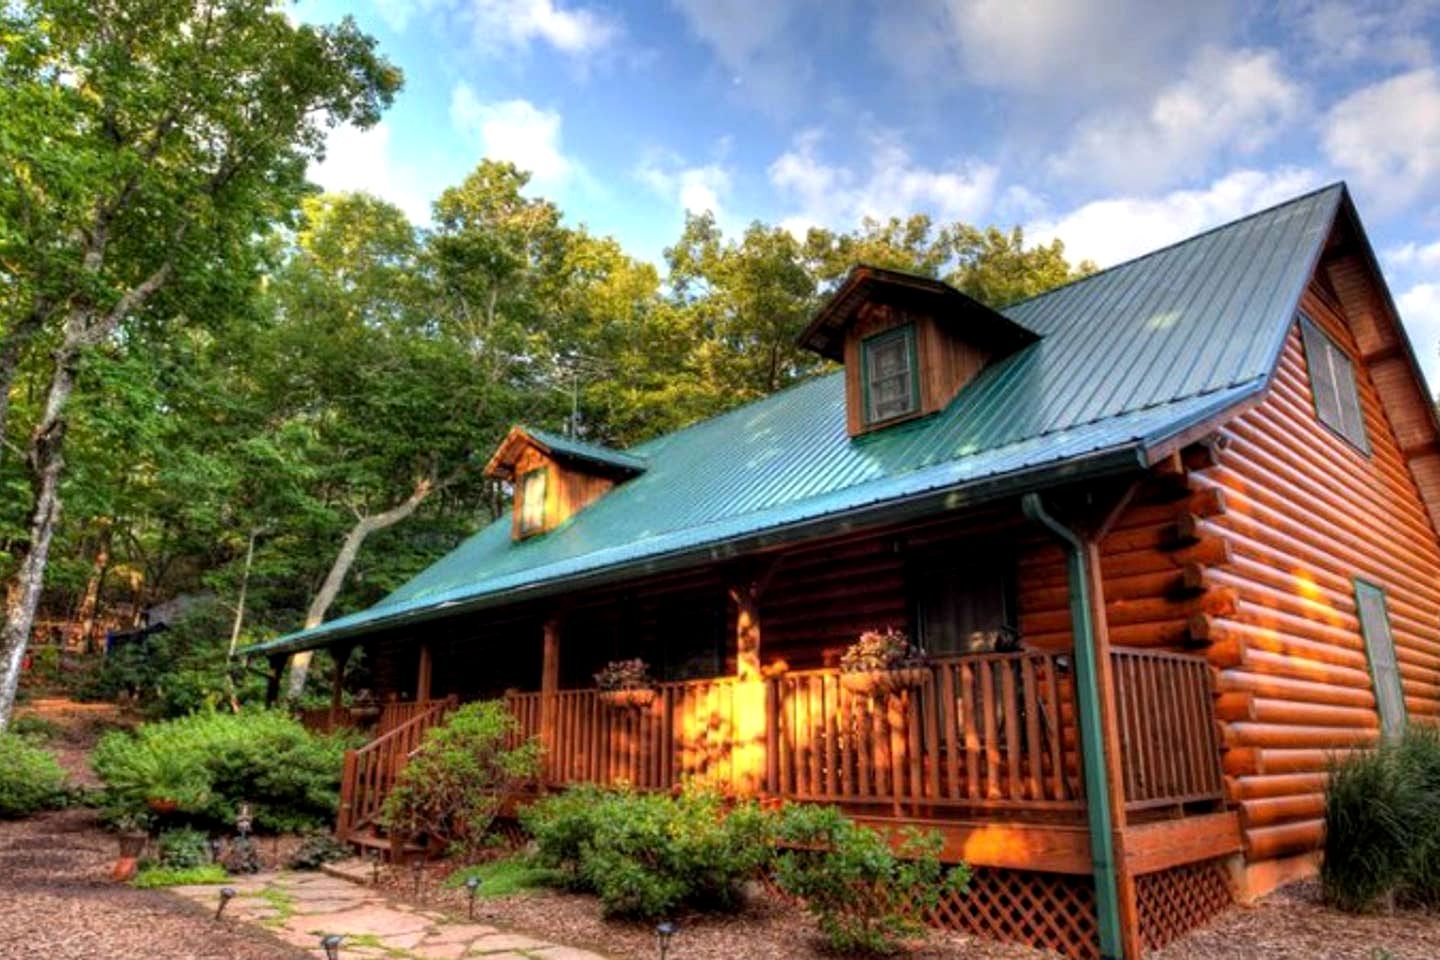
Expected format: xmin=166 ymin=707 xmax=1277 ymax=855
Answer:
xmin=504 ymin=647 xmax=1220 ymax=817
xmin=337 ymin=697 xmax=454 ymax=840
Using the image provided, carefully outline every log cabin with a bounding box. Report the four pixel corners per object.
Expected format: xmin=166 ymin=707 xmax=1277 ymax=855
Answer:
xmin=252 ymin=183 xmax=1440 ymax=960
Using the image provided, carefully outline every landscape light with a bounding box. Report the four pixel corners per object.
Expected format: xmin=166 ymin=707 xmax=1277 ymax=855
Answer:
xmin=655 ymin=920 xmax=677 ymax=960
xmin=320 ymin=934 xmax=344 ymax=960
xmin=464 ymin=875 xmax=481 ymax=920
xmin=215 ymin=887 xmax=237 ymax=920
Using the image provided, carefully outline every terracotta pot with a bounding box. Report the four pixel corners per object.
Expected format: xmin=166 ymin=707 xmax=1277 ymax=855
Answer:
xmin=146 ymin=797 xmax=179 ymax=814
xmin=840 ymin=667 xmax=928 ymax=697
xmin=598 ymin=688 xmax=657 ymax=709
xmin=112 ymin=856 xmax=139 ymax=882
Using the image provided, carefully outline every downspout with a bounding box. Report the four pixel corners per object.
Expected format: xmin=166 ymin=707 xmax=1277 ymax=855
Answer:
xmin=1021 ymin=493 xmax=1124 ymax=960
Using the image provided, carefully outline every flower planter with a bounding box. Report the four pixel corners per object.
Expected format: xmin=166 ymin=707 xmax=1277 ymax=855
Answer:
xmin=598 ymin=688 xmax=657 ymax=709
xmin=113 ymin=831 xmax=148 ymax=882
xmin=146 ymin=797 xmax=179 ymax=815
xmin=840 ymin=667 xmax=928 ymax=697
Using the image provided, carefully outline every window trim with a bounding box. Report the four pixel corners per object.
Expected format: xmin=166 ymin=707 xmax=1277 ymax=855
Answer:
xmin=517 ymin=466 xmax=549 ymax=536
xmin=1299 ymin=314 xmax=1370 ymax=455
xmin=860 ymin=324 xmax=921 ymax=426
xmin=1354 ymin=578 xmax=1407 ymax=742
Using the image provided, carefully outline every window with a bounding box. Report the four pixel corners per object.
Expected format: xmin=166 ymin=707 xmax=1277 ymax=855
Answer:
xmin=913 ymin=554 xmax=1016 ymax=656
xmin=518 ymin=468 xmax=547 ymax=535
xmin=1300 ymin=316 xmax=1368 ymax=452
xmin=862 ymin=325 xmax=919 ymax=424
xmin=1355 ymin=580 xmax=1406 ymax=742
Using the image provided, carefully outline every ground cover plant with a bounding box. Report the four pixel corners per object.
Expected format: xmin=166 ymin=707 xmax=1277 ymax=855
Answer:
xmin=1322 ymin=726 xmax=1440 ymax=911
xmin=0 ymin=731 xmax=70 ymax=818
xmin=91 ymin=709 xmax=354 ymax=832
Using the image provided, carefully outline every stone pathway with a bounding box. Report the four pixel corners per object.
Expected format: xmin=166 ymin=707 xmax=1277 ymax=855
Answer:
xmin=170 ymin=871 xmax=610 ymax=960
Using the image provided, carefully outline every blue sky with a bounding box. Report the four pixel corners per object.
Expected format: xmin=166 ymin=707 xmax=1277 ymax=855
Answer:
xmin=297 ymin=0 xmax=1440 ymax=392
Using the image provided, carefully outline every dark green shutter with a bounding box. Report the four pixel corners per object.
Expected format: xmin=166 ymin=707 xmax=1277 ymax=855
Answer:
xmin=1354 ymin=580 xmax=1406 ymax=742
xmin=1299 ymin=315 xmax=1368 ymax=452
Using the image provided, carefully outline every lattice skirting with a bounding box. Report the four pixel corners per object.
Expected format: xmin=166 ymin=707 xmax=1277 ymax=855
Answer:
xmin=930 ymin=867 xmax=1100 ymax=960
xmin=1135 ymin=857 xmax=1233 ymax=952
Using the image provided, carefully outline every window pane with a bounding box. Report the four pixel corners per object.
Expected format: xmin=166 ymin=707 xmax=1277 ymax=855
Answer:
xmin=1300 ymin=316 xmax=1367 ymax=452
xmin=1355 ymin=581 xmax=1406 ymax=742
xmin=520 ymin=470 xmax=546 ymax=532
xmin=865 ymin=328 xmax=917 ymax=423
xmin=915 ymin=558 xmax=1014 ymax=655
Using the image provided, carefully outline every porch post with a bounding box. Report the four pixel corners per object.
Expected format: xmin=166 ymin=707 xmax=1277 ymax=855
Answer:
xmin=730 ymin=557 xmax=780 ymax=795
xmin=540 ymin=617 xmax=561 ymax=778
xmin=264 ymin=654 xmax=286 ymax=708
xmin=329 ymin=643 xmax=354 ymax=730
xmin=415 ymin=641 xmax=433 ymax=702
xmin=1023 ymin=492 xmax=1138 ymax=960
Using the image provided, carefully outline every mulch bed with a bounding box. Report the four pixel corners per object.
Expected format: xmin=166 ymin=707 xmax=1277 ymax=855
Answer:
xmin=0 ymin=808 xmax=310 ymax=960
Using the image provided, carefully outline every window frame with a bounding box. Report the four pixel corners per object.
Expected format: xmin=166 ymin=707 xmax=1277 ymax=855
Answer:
xmin=860 ymin=324 xmax=921 ymax=426
xmin=1354 ymin=578 xmax=1407 ymax=742
xmin=1299 ymin=314 xmax=1369 ymax=455
xmin=517 ymin=466 xmax=549 ymax=536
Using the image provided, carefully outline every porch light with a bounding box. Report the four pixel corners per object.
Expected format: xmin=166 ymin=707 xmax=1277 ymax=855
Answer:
xmin=215 ymin=887 xmax=237 ymax=920
xmin=655 ymin=920 xmax=677 ymax=960
xmin=321 ymin=934 xmax=344 ymax=960
xmin=464 ymin=875 xmax=481 ymax=919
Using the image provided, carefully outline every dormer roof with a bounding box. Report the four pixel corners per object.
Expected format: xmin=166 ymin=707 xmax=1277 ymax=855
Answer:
xmin=483 ymin=425 xmax=647 ymax=482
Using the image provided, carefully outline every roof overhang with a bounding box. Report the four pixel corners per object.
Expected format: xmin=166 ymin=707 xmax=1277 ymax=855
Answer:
xmin=797 ymin=265 xmax=1041 ymax=361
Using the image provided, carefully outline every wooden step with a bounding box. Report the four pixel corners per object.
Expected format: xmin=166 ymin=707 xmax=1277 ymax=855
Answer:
xmin=344 ymin=827 xmax=427 ymax=863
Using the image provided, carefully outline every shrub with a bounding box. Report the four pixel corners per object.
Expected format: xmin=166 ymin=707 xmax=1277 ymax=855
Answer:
xmin=92 ymin=709 xmax=354 ymax=832
xmin=0 ymin=732 xmax=70 ymax=818
xmin=131 ymin=864 xmax=228 ymax=888
xmin=10 ymin=714 xmax=63 ymax=741
xmin=287 ymin=831 xmax=352 ymax=870
xmin=157 ymin=827 xmax=213 ymax=869
xmin=381 ymin=701 xmax=539 ymax=857
xmin=523 ymin=785 xmax=775 ymax=919
xmin=1322 ymin=727 xmax=1440 ymax=911
xmin=772 ymin=804 xmax=968 ymax=955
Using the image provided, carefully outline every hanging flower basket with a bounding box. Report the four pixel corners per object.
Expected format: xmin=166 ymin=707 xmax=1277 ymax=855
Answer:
xmin=598 ymin=687 xmax=658 ymax=709
xmin=839 ymin=628 xmax=927 ymax=697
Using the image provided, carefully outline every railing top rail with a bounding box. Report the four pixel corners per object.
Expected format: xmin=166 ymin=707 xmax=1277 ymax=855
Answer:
xmin=354 ymin=698 xmax=451 ymax=757
xmin=1109 ymin=647 xmax=1211 ymax=665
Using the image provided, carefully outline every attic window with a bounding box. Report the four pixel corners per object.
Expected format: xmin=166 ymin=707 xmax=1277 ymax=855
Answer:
xmin=863 ymin=325 xmax=919 ymax=424
xmin=518 ymin=468 xmax=547 ymax=535
xmin=1300 ymin=315 xmax=1368 ymax=453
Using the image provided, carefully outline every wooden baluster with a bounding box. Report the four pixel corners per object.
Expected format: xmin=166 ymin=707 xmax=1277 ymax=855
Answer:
xmin=977 ymin=659 xmax=998 ymax=799
xmin=905 ymin=684 xmax=923 ymax=806
xmin=823 ymin=674 xmax=839 ymax=800
xmin=1000 ymin=658 xmax=1021 ymax=800
xmin=941 ymin=663 xmax=960 ymax=800
xmin=1021 ymin=657 xmax=1042 ymax=801
xmin=871 ymin=690 xmax=889 ymax=798
xmin=838 ymin=682 xmax=855 ymax=799
xmin=922 ymin=668 xmax=940 ymax=801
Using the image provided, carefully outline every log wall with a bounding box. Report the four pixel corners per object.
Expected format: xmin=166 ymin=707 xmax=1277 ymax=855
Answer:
xmin=1195 ymin=281 xmax=1440 ymax=865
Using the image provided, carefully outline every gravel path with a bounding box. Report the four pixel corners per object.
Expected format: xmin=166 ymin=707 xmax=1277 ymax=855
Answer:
xmin=0 ymin=809 xmax=310 ymax=960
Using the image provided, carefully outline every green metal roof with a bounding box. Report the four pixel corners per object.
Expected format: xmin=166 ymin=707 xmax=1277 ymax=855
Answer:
xmin=256 ymin=183 xmax=1345 ymax=655
xmin=520 ymin=426 xmax=648 ymax=475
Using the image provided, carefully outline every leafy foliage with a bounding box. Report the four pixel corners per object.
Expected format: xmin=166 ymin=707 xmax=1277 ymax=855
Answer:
xmin=840 ymin=628 xmax=923 ymax=673
xmin=772 ymin=804 xmax=969 ymax=955
xmin=445 ymin=857 xmax=559 ymax=897
xmin=286 ymin=831 xmax=352 ymax=870
xmin=0 ymin=732 xmax=69 ymax=817
xmin=522 ymin=785 xmax=775 ymax=919
xmin=130 ymin=864 xmax=229 ymax=888
xmin=381 ymin=701 xmax=539 ymax=856
xmin=156 ymin=827 xmax=213 ymax=869
xmin=91 ymin=710 xmax=353 ymax=831
xmin=1322 ymin=727 xmax=1440 ymax=911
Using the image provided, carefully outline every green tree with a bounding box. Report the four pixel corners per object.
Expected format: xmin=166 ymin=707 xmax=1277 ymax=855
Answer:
xmin=0 ymin=0 xmax=400 ymax=728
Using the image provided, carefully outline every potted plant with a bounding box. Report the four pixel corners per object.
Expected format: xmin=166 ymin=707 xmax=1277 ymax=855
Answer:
xmin=595 ymin=658 xmax=657 ymax=709
xmin=111 ymin=812 xmax=151 ymax=882
xmin=839 ymin=628 xmax=927 ymax=696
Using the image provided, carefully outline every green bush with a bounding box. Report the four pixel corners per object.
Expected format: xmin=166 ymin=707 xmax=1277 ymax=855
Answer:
xmin=381 ymin=701 xmax=539 ymax=857
xmin=1322 ymin=727 xmax=1440 ymax=911
xmin=772 ymin=804 xmax=969 ymax=955
xmin=287 ymin=831 xmax=351 ymax=870
xmin=522 ymin=785 xmax=775 ymax=919
xmin=92 ymin=709 xmax=354 ymax=832
xmin=0 ymin=732 xmax=70 ymax=818
xmin=10 ymin=714 xmax=63 ymax=741
xmin=157 ymin=827 xmax=212 ymax=869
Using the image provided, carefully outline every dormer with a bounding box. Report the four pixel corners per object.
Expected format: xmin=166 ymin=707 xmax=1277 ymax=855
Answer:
xmin=798 ymin=266 xmax=1040 ymax=437
xmin=483 ymin=426 xmax=646 ymax=540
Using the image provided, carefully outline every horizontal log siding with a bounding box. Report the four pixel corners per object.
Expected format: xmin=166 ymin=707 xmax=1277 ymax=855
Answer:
xmin=761 ymin=539 xmax=908 ymax=669
xmin=1201 ymin=285 xmax=1440 ymax=863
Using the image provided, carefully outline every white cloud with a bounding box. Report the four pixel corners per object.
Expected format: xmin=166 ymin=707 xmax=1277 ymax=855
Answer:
xmin=308 ymin=122 xmax=434 ymax=224
xmin=1398 ymin=282 xmax=1440 ymax=397
xmin=1388 ymin=239 xmax=1440 ymax=272
xmin=1284 ymin=0 xmax=1435 ymax=68
xmin=768 ymin=130 xmax=999 ymax=235
xmin=450 ymin=86 xmax=573 ymax=186
xmin=1027 ymin=167 xmax=1325 ymax=268
xmin=1323 ymin=68 xmax=1440 ymax=213
xmin=636 ymin=150 xmax=732 ymax=220
xmin=668 ymin=0 xmax=816 ymax=114
xmin=373 ymin=0 xmax=619 ymax=57
xmin=875 ymin=0 xmax=1229 ymax=97
xmin=1051 ymin=47 xmax=1303 ymax=191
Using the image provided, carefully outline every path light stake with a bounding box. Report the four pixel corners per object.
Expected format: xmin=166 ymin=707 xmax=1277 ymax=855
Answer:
xmin=209 ymin=837 xmax=223 ymax=863
xmin=411 ymin=858 xmax=425 ymax=901
xmin=235 ymin=803 xmax=253 ymax=838
xmin=655 ymin=920 xmax=677 ymax=960
xmin=215 ymin=887 xmax=237 ymax=920
xmin=368 ymin=850 xmax=381 ymax=886
xmin=320 ymin=934 xmax=344 ymax=960
xmin=464 ymin=875 xmax=481 ymax=920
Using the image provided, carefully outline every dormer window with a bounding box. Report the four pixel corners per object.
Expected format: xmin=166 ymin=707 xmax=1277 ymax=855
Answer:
xmin=863 ymin=325 xmax=919 ymax=425
xmin=518 ymin=468 xmax=548 ymax=535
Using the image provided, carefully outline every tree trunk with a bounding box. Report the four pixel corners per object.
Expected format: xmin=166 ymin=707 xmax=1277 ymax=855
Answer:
xmin=75 ymin=522 xmax=113 ymax=654
xmin=225 ymin=528 xmax=259 ymax=712
xmin=285 ymin=475 xmax=437 ymax=700
xmin=0 ymin=344 xmax=79 ymax=731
